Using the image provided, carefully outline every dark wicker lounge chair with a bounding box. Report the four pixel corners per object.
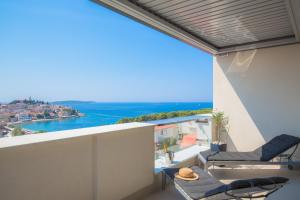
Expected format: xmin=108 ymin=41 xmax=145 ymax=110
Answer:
xmin=199 ymin=134 xmax=300 ymax=170
xmin=163 ymin=166 xmax=289 ymax=200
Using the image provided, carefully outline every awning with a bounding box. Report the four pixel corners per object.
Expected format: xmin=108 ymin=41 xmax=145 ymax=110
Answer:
xmin=93 ymin=0 xmax=300 ymax=54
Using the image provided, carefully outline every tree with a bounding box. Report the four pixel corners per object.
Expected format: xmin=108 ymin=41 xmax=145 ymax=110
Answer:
xmin=70 ymin=109 xmax=78 ymax=116
xmin=12 ymin=127 xmax=24 ymax=136
xmin=36 ymin=114 xmax=44 ymax=119
xmin=44 ymin=111 xmax=50 ymax=118
xmin=9 ymin=100 xmax=21 ymax=104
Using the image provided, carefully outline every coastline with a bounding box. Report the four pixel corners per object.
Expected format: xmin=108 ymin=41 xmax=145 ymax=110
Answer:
xmin=1 ymin=99 xmax=86 ymax=135
xmin=9 ymin=115 xmax=84 ymax=129
xmin=14 ymin=102 xmax=213 ymax=133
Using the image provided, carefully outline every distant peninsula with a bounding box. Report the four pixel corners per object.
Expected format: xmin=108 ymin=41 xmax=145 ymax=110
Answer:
xmin=0 ymin=98 xmax=83 ymax=136
xmin=117 ymin=108 xmax=212 ymax=123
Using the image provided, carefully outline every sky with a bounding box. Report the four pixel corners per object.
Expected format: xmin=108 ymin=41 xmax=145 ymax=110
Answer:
xmin=0 ymin=0 xmax=212 ymax=103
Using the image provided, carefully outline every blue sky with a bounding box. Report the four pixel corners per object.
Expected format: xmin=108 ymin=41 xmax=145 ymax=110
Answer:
xmin=0 ymin=0 xmax=212 ymax=103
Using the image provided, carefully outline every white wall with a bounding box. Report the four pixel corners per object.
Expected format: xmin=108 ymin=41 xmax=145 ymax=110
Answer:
xmin=96 ymin=125 xmax=154 ymax=200
xmin=154 ymin=127 xmax=178 ymax=143
xmin=0 ymin=123 xmax=155 ymax=200
xmin=214 ymin=44 xmax=300 ymax=151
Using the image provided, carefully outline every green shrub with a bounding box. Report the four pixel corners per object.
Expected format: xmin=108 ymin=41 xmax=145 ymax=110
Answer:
xmin=117 ymin=108 xmax=212 ymax=123
xmin=12 ymin=127 xmax=25 ymax=136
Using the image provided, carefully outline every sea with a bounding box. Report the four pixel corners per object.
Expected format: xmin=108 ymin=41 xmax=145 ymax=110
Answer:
xmin=20 ymin=101 xmax=213 ymax=132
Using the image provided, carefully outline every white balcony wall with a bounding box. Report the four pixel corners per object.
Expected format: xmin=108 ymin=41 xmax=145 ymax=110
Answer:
xmin=0 ymin=123 xmax=155 ymax=200
xmin=214 ymin=43 xmax=300 ymax=151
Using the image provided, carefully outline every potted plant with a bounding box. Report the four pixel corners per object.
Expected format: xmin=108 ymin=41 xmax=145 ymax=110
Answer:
xmin=211 ymin=111 xmax=229 ymax=151
xmin=163 ymin=142 xmax=174 ymax=164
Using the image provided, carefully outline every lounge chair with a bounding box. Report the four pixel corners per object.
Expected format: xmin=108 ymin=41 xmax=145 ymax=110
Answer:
xmin=162 ymin=166 xmax=289 ymax=200
xmin=199 ymin=134 xmax=300 ymax=170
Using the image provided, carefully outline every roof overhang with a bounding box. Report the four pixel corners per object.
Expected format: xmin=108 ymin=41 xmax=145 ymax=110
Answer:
xmin=93 ymin=0 xmax=300 ymax=55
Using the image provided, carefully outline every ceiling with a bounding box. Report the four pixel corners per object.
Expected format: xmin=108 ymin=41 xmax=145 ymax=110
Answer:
xmin=94 ymin=0 xmax=300 ymax=54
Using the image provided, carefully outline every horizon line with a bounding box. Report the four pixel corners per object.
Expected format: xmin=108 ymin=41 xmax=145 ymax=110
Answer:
xmin=1 ymin=100 xmax=213 ymax=104
xmin=53 ymin=100 xmax=213 ymax=103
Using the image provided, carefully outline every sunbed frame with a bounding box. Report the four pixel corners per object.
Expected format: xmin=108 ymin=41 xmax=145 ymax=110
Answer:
xmin=198 ymin=134 xmax=300 ymax=170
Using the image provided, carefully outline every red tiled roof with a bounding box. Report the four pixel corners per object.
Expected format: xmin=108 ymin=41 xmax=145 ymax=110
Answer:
xmin=155 ymin=124 xmax=176 ymax=130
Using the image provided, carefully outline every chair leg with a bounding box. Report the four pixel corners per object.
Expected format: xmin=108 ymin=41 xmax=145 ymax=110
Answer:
xmin=288 ymin=164 xmax=294 ymax=170
xmin=203 ymin=162 xmax=209 ymax=171
xmin=162 ymin=172 xmax=166 ymax=191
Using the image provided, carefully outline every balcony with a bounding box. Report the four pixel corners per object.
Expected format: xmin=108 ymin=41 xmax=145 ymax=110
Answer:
xmin=0 ymin=115 xmax=212 ymax=200
xmin=1 ymin=115 xmax=300 ymax=200
xmin=1 ymin=0 xmax=300 ymax=199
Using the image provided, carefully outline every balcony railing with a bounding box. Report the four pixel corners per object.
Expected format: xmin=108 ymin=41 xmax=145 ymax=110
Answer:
xmin=153 ymin=114 xmax=211 ymax=172
xmin=0 ymin=114 xmax=211 ymax=200
xmin=0 ymin=122 xmax=155 ymax=200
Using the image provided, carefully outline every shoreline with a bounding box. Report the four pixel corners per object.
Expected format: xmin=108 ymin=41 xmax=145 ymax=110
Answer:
xmin=8 ymin=115 xmax=84 ymax=129
xmin=4 ymin=102 xmax=212 ymax=134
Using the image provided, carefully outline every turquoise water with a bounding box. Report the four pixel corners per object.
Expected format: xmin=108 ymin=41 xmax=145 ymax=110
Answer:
xmin=21 ymin=102 xmax=212 ymax=132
